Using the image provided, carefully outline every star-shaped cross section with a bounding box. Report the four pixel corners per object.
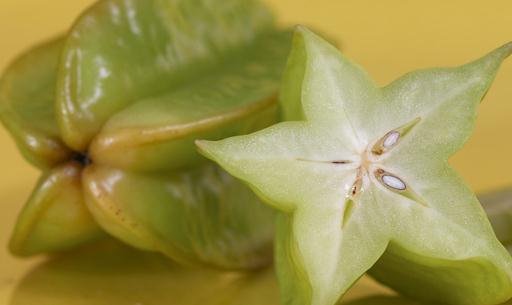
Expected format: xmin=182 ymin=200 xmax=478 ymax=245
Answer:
xmin=197 ymin=27 xmax=512 ymax=305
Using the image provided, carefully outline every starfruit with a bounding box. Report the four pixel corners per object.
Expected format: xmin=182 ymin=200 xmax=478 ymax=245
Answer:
xmin=198 ymin=27 xmax=512 ymax=304
xmin=0 ymin=0 xmax=291 ymax=269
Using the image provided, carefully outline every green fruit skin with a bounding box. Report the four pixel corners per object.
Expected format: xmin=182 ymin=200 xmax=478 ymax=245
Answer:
xmin=88 ymin=32 xmax=289 ymax=172
xmin=369 ymin=243 xmax=512 ymax=305
xmin=56 ymin=0 xmax=278 ymax=152
xmin=0 ymin=38 xmax=72 ymax=169
xmin=480 ymin=188 xmax=512 ymax=249
xmin=82 ymin=163 xmax=275 ymax=268
xmin=0 ymin=0 xmax=291 ymax=269
xmin=9 ymin=162 xmax=104 ymax=256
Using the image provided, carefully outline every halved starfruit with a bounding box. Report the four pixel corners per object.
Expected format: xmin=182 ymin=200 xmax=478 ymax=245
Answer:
xmin=198 ymin=27 xmax=512 ymax=303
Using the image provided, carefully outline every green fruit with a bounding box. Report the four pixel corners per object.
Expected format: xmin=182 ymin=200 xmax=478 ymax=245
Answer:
xmin=9 ymin=162 xmax=102 ymax=255
xmin=480 ymin=188 xmax=512 ymax=249
xmin=197 ymin=26 xmax=512 ymax=304
xmin=81 ymin=163 xmax=274 ymax=267
xmin=344 ymin=296 xmax=423 ymax=305
xmin=0 ymin=0 xmax=291 ymax=269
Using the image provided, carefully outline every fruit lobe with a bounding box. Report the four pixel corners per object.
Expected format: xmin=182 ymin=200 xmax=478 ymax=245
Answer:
xmin=56 ymin=0 xmax=277 ymax=152
xmin=0 ymin=38 xmax=72 ymax=169
xmin=0 ymin=0 xmax=291 ymax=269
xmin=9 ymin=162 xmax=103 ymax=256
xmin=82 ymin=163 xmax=275 ymax=268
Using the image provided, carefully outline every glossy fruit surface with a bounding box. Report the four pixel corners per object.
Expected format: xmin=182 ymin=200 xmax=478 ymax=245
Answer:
xmin=198 ymin=26 xmax=512 ymax=304
xmin=0 ymin=0 xmax=291 ymax=269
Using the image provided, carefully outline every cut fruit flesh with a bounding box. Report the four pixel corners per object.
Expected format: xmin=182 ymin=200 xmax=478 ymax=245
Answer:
xmin=197 ymin=26 xmax=512 ymax=305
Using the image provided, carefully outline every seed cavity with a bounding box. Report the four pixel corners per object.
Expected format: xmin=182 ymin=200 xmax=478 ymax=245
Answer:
xmin=383 ymin=131 xmax=400 ymax=148
xmin=382 ymin=174 xmax=406 ymax=190
xmin=375 ymin=169 xmax=407 ymax=191
xmin=350 ymin=177 xmax=363 ymax=197
xmin=372 ymin=117 xmax=421 ymax=155
xmin=374 ymin=168 xmax=429 ymax=207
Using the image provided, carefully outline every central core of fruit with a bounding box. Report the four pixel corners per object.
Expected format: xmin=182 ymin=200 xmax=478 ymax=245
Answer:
xmin=71 ymin=151 xmax=91 ymax=166
xmin=348 ymin=118 xmax=422 ymax=198
xmin=350 ymin=146 xmax=405 ymax=197
xmin=299 ymin=118 xmax=421 ymax=200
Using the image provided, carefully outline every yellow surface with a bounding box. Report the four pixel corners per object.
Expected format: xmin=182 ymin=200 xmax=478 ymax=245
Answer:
xmin=0 ymin=0 xmax=511 ymax=304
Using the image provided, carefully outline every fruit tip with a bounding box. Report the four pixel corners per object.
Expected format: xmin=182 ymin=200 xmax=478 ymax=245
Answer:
xmin=8 ymin=237 xmax=26 ymax=257
xmin=195 ymin=139 xmax=214 ymax=153
xmin=194 ymin=139 xmax=206 ymax=149
xmin=502 ymin=41 xmax=512 ymax=55
xmin=293 ymin=24 xmax=312 ymax=36
xmin=490 ymin=41 xmax=512 ymax=60
xmin=195 ymin=139 xmax=218 ymax=161
xmin=293 ymin=24 xmax=306 ymax=31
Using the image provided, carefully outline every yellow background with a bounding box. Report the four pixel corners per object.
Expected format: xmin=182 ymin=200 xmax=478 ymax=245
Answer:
xmin=0 ymin=0 xmax=511 ymax=303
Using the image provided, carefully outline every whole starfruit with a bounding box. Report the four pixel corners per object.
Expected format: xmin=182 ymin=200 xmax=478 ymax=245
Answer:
xmin=0 ymin=0 xmax=291 ymax=269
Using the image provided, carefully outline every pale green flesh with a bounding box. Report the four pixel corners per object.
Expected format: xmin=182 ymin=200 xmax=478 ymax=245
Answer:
xmin=0 ymin=0 xmax=289 ymax=266
xmin=198 ymin=27 xmax=512 ymax=305
xmin=9 ymin=162 xmax=103 ymax=256
xmin=57 ymin=0 xmax=280 ymax=151
xmin=0 ymin=38 xmax=71 ymax=169
xmin=82 ymin=162 xmax=275 ymax=269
